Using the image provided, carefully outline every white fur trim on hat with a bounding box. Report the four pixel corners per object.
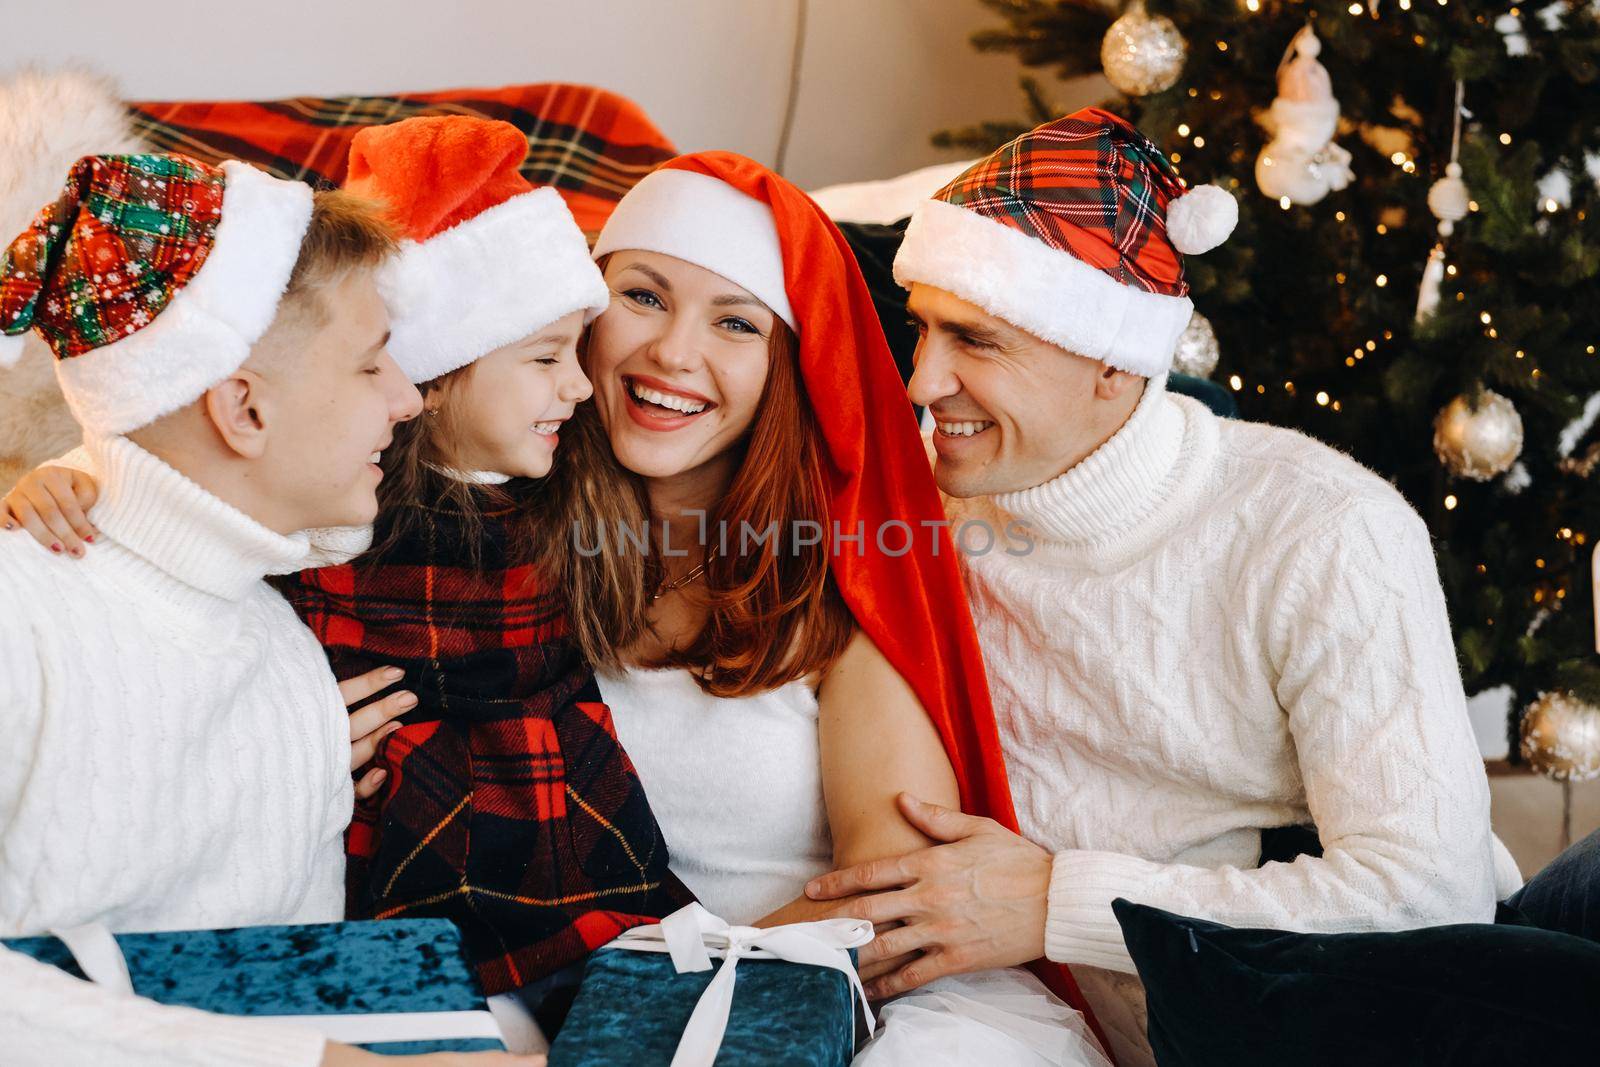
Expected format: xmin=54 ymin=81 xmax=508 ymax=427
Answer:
xmin=892 ymin=198 xmax=1192 ymax=378
xmin=0 ymin=329 xmax=25 ymax=367
xmin=53 ymin=160 xmax=314 ymax=435
xmin=591 ymin=168 xmax=795 ymax=331
xmin=380 ymin=186 xmax=609 ymax=384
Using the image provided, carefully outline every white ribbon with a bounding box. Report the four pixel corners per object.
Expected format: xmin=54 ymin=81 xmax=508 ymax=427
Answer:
xmin=604 ymin=903 xmax=876 ymax=1067
xmin=47 ymin=922 xmax=508 ymax=1047
xmin=50 ymin=924 xmax=134 ymax=993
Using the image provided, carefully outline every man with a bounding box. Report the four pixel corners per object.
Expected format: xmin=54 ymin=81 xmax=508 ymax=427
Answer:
xmin=804 ymin=110 xmax=1516 ymax=1065
xmin=0 ymin=154 xmax=507 ymax=1066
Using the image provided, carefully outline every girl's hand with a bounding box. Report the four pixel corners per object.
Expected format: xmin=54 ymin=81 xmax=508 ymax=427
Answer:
xmin=339 ymin=665 xmax=418 ymax=800
xmin=2 ymin=465 xmax=101 ymax=557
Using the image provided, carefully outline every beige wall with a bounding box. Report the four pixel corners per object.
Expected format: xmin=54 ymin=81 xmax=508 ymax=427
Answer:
xmin=0 ymin=0 xmax=1095 ymax=188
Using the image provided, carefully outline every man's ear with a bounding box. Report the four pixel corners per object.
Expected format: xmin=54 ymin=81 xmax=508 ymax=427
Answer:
xmin=201 ymin=370 xmax=270 ymax=459
xmin=1093 ymin=363 xmax=1142 ymax=402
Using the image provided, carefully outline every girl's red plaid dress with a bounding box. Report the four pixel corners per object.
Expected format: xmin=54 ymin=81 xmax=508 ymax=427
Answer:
xmin=277 ymin=478 xmax=691 ymax=996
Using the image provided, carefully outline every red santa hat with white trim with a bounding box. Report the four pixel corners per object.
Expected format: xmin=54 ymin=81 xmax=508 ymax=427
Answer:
xmin=344 ymin=116 xmax=609 ymax=384
xmin=0 ymin=153 xmax=313 ymax=435
xmin=893 ymin=107 xmax=1237 ymax=377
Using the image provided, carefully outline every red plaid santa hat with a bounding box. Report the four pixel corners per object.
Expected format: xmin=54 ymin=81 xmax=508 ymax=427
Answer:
xmin=893 ymin=107 xmax=1237 ymax=377
xmin=344 ymin=116 xmax=608 ymax=385
xmin=0 ymin=153 xmax=313 ymax=434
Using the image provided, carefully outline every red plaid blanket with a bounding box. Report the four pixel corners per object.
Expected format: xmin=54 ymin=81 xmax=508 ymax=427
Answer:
xmin=128 ymin=82 xmax=677 ymax=234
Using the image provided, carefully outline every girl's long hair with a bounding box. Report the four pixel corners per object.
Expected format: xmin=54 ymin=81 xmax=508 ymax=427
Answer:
xmin=362 ymin=363 xmax=532 ymax=571
xmin=540 ymin=316 xmax=853 ymax=697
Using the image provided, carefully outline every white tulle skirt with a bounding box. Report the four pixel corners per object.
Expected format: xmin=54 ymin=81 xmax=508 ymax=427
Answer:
xmin=852 ymin=967 xmax=1113 ymax=1067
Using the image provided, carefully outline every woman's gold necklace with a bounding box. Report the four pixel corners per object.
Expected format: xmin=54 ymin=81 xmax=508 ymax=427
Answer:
xmin=652 ymin=552 xmax=716 ymax=600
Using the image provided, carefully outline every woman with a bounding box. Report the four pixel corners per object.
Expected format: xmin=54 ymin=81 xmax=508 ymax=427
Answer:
xmin=547 ymin=153 xmax=1112 ymax=1065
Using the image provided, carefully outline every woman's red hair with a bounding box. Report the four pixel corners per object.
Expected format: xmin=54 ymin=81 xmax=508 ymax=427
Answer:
xmin=544 ymin=315 xmax=852 ymax=698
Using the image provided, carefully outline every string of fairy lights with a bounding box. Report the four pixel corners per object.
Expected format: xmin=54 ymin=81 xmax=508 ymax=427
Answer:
xmin=1134 ymin=0 xmax=1600 ymax=640
xmin=1151 ymin=0 xmax=1600 ymax=533
xmin=1086 ymin=0 xmax=1600 ymax=776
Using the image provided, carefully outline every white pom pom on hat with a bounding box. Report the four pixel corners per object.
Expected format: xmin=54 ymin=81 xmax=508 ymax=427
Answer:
xmin=1165 ymin=183 xmax=1238 ymax=256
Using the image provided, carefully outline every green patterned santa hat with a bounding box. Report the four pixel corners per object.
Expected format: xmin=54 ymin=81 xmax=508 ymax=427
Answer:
xmin=0 ymin=153 xmax=313 ymax=435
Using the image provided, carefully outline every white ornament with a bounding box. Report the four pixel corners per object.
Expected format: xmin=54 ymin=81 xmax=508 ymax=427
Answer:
xmin=1433 ymin=390 xmax=1524 ymax=481
xmin=1171 ymin=311 xmax=1220 ymax=378
xmin=1255 ymin=26 xmax=1351 ymax=206
xmin=1417 ymin=82 xmax=1469 ymax=324
xmin=1427 ymin=162 xmax=1470 ymax=236
xmin=1415 ymin=244 xmax=1447 ymax=322
xmin=1558 ymin=391 xmax=1600 ymax=457
xmin=1100 ymin=2 xmax=1187 ymax=98
xmin=1496 ymin=12 xmax=1529 ymax=56
xmin=1538 ymin=169 xmax=1574 ymax=210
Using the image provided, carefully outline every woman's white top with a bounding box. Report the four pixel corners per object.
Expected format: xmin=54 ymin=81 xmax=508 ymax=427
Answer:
xmin=597 ymin=666 xmax=833 ymax=923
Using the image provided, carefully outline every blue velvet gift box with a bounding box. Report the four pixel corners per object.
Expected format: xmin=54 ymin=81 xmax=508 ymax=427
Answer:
xmin=5 ymin=919 xmax=506 ymax=1055
xmin=548 ymin=944 xmax=861 ymax=1066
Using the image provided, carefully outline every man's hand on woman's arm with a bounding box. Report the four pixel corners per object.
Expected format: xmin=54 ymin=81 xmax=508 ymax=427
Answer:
xmin=804 ymin=793 xmax=1052 ymax=999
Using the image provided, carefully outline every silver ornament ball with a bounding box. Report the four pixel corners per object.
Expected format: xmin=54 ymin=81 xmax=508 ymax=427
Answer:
xmin=1521 ymin=691 xmax=1600 ymax=782
xmin=1172 ymin=311 xmax=1220 ymax=378
xmin=1432 ymin=390 xmax=1524 ymax=481
xmin=1100 ymin=4 xmax=1187 ymax=98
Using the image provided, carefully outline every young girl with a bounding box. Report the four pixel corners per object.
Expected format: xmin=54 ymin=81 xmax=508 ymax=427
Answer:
xmin=3 ymin=117 xmax=689 ymax=1029
xmin=291 ymin=117 xmax=691 ymax=1015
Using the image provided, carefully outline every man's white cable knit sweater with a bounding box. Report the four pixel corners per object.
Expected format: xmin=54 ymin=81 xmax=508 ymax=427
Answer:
xmin=946 ymin=382 xmax=1516 ymax=971
xmin=0 ymin=434 xmax=351 ymax=1067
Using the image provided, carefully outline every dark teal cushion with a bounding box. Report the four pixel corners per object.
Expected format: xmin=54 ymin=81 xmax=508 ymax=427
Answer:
xmin=5 ymin=919 xmax=504 ymax=1054
xmin=1113 ymin=899 xmax=1600 ymax=1066
xmin=548 ymin=946 xmax=858 ymax=1066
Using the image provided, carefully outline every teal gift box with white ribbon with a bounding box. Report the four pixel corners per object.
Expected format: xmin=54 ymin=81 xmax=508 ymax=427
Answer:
xmin=4 ymin=919 xmax=507 ymax=1054
xmin=549 ymin=903 xmax=875 ymax=1067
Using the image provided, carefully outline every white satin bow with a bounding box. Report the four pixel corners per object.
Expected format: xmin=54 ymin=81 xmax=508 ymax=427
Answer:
xmin=606 ymin=903 xmax=876 ymax=1067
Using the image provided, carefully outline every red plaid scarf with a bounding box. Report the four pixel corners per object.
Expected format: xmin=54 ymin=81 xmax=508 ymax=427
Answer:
xmin=277 ymin=480 xmax=691 ymax=995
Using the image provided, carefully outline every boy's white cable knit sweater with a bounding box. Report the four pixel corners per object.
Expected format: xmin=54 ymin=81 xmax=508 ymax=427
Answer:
xmin=946 ymin=383 xmax=1518 ymax=978
xmin=0 ymin=434 xmax=350 ymax=1067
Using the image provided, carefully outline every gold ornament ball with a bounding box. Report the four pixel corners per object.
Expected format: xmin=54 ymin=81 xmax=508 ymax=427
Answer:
xmin=1173 ymin=311 xmax=1219 ymax=378
xmin=1520 ymin=691 xmax=1600 ymax=782
xmin=1432 ymin=390 xmax=1523 ymax=481
xmin=1100 ymin=4 xmax=1187 ymax=97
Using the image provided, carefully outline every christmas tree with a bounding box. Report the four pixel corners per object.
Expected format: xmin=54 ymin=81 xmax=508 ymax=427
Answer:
xmin=939 ymin=0 xmax=1600 ymax=767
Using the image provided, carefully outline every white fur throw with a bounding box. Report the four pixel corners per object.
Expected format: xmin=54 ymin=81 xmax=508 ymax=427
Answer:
xmin=0 ymin=68 xmax=146 ymax=490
